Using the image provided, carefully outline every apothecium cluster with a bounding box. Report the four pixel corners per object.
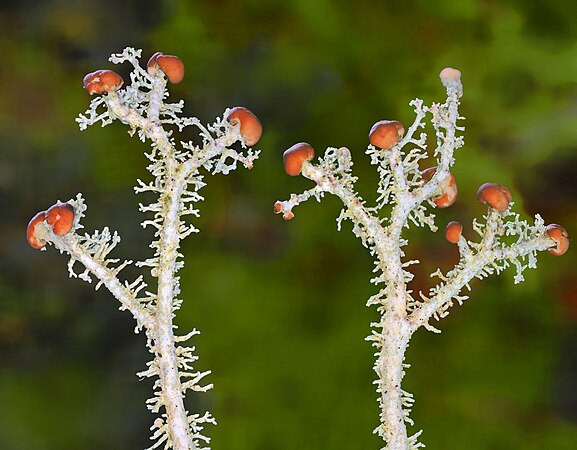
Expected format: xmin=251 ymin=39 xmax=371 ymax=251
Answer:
xmin=27 ymin=49 xmax=568 ymax=450
xmin=274 ymin=67 xmax=568 ymax=449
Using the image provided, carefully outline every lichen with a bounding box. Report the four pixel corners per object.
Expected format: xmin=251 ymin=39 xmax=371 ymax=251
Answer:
xmin=34 ymin=47 xmax=261 ymax=450
xmin=275 ymin=68 xmax=561 ymax=450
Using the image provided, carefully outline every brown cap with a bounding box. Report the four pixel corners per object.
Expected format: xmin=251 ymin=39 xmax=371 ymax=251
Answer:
xmin=369 ymin=120 xmax=404 ymax=150
xmin=283 ymin=143 xmax=315 ymax=176
xmin=227 ymin=107 xmax=263 ymax=146
xmin=477 ymin=183 xmax=512 ymax=212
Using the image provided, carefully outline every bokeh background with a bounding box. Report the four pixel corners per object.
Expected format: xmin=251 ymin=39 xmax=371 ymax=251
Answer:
xmin=1 ymin=1 xmax=577 ymax=449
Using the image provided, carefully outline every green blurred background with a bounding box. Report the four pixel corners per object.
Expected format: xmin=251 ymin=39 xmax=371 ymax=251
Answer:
xmin=1 ymin=0 xmax=577 ymax=449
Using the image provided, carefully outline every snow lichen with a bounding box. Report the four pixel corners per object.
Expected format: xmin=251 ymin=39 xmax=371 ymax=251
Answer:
xmin=30 ymin=47 xmax=262 ymax=450
xmin=274 ymin=68 xmax=565 ymax=450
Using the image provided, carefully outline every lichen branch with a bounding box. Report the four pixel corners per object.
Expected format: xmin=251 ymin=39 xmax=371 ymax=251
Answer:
xmin=32 ymin=47 xmax=262 ymax=450
xmin=274 ymin=67 xmax=567 ymax=450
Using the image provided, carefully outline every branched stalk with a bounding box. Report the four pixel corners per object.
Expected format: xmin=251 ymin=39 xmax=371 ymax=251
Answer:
xmin=28 ymin=47 xmax=262 ymax=450
xmin=47 ymin=232 xmax=154 ymax=330
xmin=275 ymin=68 xmax=566 ymax=449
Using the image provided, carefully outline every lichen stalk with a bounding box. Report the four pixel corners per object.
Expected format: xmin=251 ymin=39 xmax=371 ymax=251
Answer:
xmin=111 ymin=74 xmax=195 ymax=449
xmin=374 ymin=312 xmax=411 ymax=448
xmin=154 ymin=161 xmax=195 ymax=450
xmin=302 ymin=155 xmax=416 ymax=449
xmin=275 ymin=68 xmax=562 ymax=449
xmin=45 ymin=231 xmax=154 ymax=330
xmin=34 ymin=47 xmax=260 ymax=450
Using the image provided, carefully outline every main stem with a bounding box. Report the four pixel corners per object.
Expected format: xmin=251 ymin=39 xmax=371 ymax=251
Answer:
xmin=377 ymin=312 xmax=411 ymax=449
xmin=155 ymin=165 xmax=194 ymax=450
xmin=107 ymin=85 xmax=195 ymax=449
xmin=149 ymin=78 xmax=194 ymax=448
xmin=376 ymin=203 xmax=413 ymax=450
xmin=307 ymin=163 xmax=416 ymax=449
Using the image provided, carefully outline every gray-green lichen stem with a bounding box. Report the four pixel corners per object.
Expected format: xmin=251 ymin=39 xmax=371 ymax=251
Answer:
xmin=376 ymin=313 xmax=411 ymax=449
xmin=154 ymin=168 xmax=194 ymax=450
xmin=274 ymin=71 xmax=563 ymax=450
xmin=302 ymin=162 xmax=413 ymax=449
xmin=408 ymin=232 xmax=555 ymax=333
xmin=108 ymin=89 xmax=195 ymax=450
xmin=148 ymin=77 xmax=167 ymax=122
xmin=48 ymin=233 xmax=155 ymax=330
xmin=374 ymin=211 xmax=413 ymax=450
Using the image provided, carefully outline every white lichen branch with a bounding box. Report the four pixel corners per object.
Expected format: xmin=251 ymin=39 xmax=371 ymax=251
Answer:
xmin=274 ymin=70 xmax=561 ymax=450
xmin=35 ymin=47 xmax=260 ymax=450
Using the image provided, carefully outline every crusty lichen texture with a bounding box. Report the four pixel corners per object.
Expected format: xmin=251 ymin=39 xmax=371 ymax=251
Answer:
xmin=274 ymin=68 xmax=567 ymax=450
xmin=29 ymin=47 xmax=261 ymax=450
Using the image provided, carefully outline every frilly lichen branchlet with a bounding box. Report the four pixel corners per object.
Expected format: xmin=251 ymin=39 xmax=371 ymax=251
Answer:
xmin=274 ymin=67 xmax=567 ymax=450
xmin=28 ymin=47 xmax=263 ymax=450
